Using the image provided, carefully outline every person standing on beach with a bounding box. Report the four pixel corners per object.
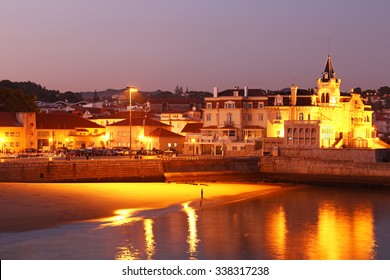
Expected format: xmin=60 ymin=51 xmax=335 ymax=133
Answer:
xmin=201 ymin=188 xmax=204 ymax=199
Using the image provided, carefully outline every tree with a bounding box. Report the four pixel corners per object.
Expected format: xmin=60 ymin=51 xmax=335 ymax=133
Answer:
xmin=174 ymin=85 xmax=184 ymax=96
xmin=377 ymin=86 xmax=390 ymax=97
xmin=0 ymin=87 xmax=38 ymax=112
xmin=93 ymin=91 xmax=99 ymax=102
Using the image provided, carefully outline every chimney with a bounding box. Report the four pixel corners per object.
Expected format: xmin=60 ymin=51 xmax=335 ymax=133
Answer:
xmin=290 ymin=84 xmax=298 ymax=106
xmin=233 ymin=86 xmax=239 ymax=96
xmin=244 ymin=86 xmax=248 ymax=97
xmin=213 ymin=86 xmax=218 ymax=98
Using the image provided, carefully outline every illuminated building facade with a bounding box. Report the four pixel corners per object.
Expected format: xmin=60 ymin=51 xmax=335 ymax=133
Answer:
xmin=265 ymin=55 xmax=386 ymax=150
xmin=196 ymin=86 xmax=267 ymax=156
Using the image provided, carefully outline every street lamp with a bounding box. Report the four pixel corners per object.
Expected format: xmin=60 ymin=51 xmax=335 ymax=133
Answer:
xmin=1 ymin=138 xmax=4 ymax=154
xmin=191 ymin=138 xmax=196 ymax=156
xmin=49 ymin=138 xmax=53 ymax=152
xmin=127 ymin=86 xmax=137 ymax=158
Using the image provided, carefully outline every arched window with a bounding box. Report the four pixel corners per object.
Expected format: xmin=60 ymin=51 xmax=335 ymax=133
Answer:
xmin=298 ymin=112 xmax=304 ymax=121
xmin=326 ymin=93 xmax=330 ymax=103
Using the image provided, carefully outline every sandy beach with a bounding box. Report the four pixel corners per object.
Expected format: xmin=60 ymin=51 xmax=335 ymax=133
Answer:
xmin=0 ymin=182 xmax=281 ymax=233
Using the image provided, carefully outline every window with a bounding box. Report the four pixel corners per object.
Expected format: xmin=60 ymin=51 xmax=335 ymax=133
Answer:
xmin=258 ymin=102 xmax=264 ymax=108
xmin=226 ymin=113 xmax=233 ymax=125
xmin=232 ymin=146 xmax=237 ymax=151
xmin=229 ymin=130 xmax=236 ymax=136
xmin=206 ymin=113 xmax=211 ymax=122
xmin=247 ymin=114 xmax=252 ymax=121
xmin=276 ymin=112 xmax=282 ymax=120
xmin=5 ymin=132 xmax=9 ymax=137
xmin=247 ymin=102 xmax=253 ymax=108
xmin=206 ymin=102 xmax=212 ymax=109
xmin=10 ymin=132 xmax=15 ymax=137
xmin=224 ymin=101 xmax=235 ymax=109
xmin=258 ymin=113 xmax=264 ymax=121
xmin=299 ymin=112 xmax=304 ymax=121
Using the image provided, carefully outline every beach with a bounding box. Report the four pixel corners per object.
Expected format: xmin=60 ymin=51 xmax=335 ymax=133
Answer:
xmin=0 ymin=182 xmax=281 ymax=233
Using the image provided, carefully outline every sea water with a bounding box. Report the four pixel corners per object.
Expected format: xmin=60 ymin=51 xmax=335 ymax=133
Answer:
xmin=1 ymin=183 xmax=390 ymax=260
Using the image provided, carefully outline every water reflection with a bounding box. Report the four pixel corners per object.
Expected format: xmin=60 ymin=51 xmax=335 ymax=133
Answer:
xmin=306 ymin=201 xmax=376 ymax=259
xmin=265 ymin=205 xmax=287 ymax=259
xmin=144 ymin=219 xmax=156 ymax=259
xmin=182 ymin=202 xmax=199 ymax=259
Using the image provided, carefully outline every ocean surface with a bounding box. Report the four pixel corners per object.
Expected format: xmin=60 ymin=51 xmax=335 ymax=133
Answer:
xmin=1 ymin=183 xmax=390 ymax=260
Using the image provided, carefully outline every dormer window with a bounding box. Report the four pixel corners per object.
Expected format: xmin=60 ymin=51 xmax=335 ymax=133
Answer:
xmin=258 ymin=102 xmax=264 ymax=108
xmin=224 ymin=101 xmax=235 ymax=109
xmin=206 ymin=102 xmax=212 ymax=109
xmin=247 ymin=102 xmax=253 ymax=109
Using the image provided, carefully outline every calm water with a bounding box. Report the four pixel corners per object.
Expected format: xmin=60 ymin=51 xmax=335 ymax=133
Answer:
xmin=1 ymin=184 xmax=390 ymax=260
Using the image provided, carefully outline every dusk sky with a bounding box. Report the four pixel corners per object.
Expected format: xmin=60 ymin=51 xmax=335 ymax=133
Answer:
xmin=1 ymin=0 xmax=389 ymax=93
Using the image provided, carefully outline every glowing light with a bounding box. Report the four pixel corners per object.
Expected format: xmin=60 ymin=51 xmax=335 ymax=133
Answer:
xmin=265 ymin=205 xmax=287 ymax=259
xmin=182 ymin=202 xmax=199 ymax=259
xmin=144 ymin=219 xmax=156 ymax=260
xmin=307 ymin=201 xmax=375 ymax=259
xmin=95 ymin=208 xmax=143 ymax=228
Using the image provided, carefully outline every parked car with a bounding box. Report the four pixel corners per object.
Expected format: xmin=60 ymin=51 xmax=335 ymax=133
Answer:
xmin=18 ymin=148 xmax=42 ymax=158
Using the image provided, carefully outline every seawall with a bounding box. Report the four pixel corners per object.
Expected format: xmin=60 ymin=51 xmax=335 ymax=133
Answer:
xmin=0 ymin=157 xmax=260 ymax=183
xmin=0 ymin=159 xmax=165 ymax=182
xmin=0 ymin=153 xmax=389 ymax=185
xmin=259 ymin=156 xmax=390 ymax=185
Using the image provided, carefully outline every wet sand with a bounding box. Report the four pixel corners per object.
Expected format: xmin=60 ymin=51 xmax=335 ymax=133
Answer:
xmin=0 ymin=182 xmax=281 ymax=232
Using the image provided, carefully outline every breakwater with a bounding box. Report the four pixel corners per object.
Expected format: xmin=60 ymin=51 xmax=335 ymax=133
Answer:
xmin=0 ymin=153 xmax=389 ymax=185
xmin=259 ymin=153 xmax=390 ymax=186
xmin=0 ymin=157 xmax=260 ymax=183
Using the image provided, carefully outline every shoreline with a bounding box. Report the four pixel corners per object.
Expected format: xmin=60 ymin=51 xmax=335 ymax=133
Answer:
xmin=0 ymin=181 xmax=283 ymax=233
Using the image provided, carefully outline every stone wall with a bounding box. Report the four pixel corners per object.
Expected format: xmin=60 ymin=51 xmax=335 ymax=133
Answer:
xmin=0 ymin=159 xmax=165 ymax=182
xmin=0 ymin=157 xmax=260 ymax=183
xmin=259 ymin=156 xmax=390 ymax=185
xmin=277 ymin=147 xmax=390 ymax=163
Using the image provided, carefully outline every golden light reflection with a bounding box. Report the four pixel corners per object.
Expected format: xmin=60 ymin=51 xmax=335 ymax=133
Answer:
xmin=265 ymin=205 xmax=287 ymax=259
xmin=352 ymin=205 xmax=376 ymax=259
xmin=144 ymin=219 xmax=156 ymax=260
xmin=182 ymin=202 xmax=199 ymax=260
xmin=94 ymin=208 xmax=144 ymax=228
xmin=309 ymin=201 xmax=375 ymax=259
xmin=116 ymin=241 xmax=141 ymax=260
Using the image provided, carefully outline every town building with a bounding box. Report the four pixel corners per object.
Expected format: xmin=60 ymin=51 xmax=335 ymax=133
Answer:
xmin=36 ymin=113 xmax=106 ymax=150
xmin=189 ymin=86 xmax=267 ymax=156
xmin=263 ymin=55 xmax=387 ymax=153
xmin=159 ymin=108 xmax=202 ymax=135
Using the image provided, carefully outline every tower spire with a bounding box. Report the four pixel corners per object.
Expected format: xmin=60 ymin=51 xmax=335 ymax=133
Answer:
xmin=322 ymin=55 xmax=336 ymax=82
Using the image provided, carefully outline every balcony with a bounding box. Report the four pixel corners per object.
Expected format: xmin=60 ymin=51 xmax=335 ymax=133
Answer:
xmin=284 ymin=120 xmax=321 ymax=125
xmin=223 ymin=121 xmax=235 ymax=127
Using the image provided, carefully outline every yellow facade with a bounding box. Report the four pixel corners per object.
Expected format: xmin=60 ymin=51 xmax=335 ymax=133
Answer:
xmin=266 ymin=55 xmax=381 ymax=149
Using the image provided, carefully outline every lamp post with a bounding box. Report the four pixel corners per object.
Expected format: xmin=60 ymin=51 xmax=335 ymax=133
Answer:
xmin=127 ymin=86 xmax=137 ymax=158
xmin=191 ymin=138 xmax=195 ymax=156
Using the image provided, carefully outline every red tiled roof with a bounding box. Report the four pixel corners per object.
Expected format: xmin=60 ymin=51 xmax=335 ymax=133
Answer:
xmin=147 ymin=98 xmax=202 ymax=104
xmin=181 ymin=123 xmax=203 ymax=133
xmin=244 ymin=125 xmax=266 ymax=129
xmin=0 ymin=112 xmax=23 ymax=127
xmin=107 ymin=117 xmax=170 ymax=127
xmin=148 ymin=128 xmax=185 ymax=138
xmin=36 ymin=113 xmax=105 ymax=129
xmin=90 ymin=110 xmax=153 ymax=120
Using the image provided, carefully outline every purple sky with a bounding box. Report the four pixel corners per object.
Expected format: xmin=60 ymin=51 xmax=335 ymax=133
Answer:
xmin=1 ymin=0 xmax=389 ymax=93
